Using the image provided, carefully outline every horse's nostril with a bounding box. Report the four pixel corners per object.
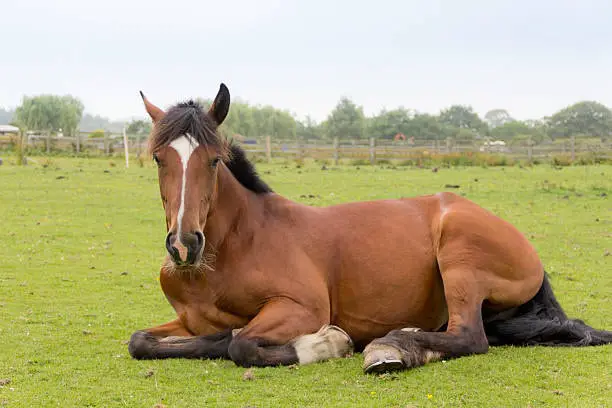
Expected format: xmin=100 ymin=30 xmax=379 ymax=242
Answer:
xmin=195 ymin=231 xmax=204 ymax=248
xmin=165 ymin=233 xmax=180 ymax=262
xmin=184 ymin=231 xmax=204 ymax=264
xmin=165 ymin=233 xmax=174 ymax=253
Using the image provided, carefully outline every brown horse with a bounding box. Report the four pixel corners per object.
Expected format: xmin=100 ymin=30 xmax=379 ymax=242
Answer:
xmin=128 ymin=84 xmax=611 ymax=373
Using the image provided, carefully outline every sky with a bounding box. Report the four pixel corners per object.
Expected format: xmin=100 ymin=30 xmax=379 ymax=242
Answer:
xmin=2 ymin=0 xmax=612 ymax=123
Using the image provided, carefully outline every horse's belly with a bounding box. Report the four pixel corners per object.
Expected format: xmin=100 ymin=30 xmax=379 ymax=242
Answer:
xmin=331 ymin=261 xmax=447 ymax=348
xmin=324 ymin=200 xmax=448 ymax=347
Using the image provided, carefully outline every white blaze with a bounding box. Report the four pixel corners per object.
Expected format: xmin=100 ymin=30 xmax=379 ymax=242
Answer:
xmin=169 ymin=134 xmax=199 ymax=238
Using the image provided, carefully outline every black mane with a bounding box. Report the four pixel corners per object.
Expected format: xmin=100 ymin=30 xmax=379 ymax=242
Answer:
xmin=150 ymin=100 xmax=272 ymax=195
xmin=226 ymin=143 xmax=273 ymax=194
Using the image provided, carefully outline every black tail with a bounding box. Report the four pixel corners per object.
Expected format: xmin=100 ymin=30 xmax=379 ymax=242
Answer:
xmin=483 ymin=273 xmax=612 ymax=347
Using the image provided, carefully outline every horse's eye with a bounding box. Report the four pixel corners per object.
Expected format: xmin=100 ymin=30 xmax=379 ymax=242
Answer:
xmin=153 ymin=154 xmax=160 ymax=166
xmin=211 ymin=157 xmax=221 ymax=167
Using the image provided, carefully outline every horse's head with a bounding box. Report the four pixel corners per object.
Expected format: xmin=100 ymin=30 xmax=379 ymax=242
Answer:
xmin=140 ymin=84 xmax=231 ymax=267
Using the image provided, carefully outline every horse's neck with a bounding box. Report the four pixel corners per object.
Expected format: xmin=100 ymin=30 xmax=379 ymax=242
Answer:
xmin=204 ymin=164 xmax=263 ymax=250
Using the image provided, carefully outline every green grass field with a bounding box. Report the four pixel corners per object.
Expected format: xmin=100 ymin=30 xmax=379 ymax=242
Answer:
xmin=0 ymin=155 xmax=610 ymax=407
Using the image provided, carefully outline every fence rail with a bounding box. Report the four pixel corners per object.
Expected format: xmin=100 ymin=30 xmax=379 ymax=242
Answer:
xmin=1 ymin=133 xmax=611 ymax=164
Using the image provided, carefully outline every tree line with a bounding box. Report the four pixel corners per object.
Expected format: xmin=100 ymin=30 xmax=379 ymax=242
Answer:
xmin=2 ymin=94 xmax=611 ymax=145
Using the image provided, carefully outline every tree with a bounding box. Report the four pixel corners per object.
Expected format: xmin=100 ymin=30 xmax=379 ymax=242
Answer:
xmin=79 ymin=113 xmax=125 ymax=133
xmin=439 ymin=105 xmax=487 ymax=134
xmin=490 ymin=119 xmax=549 ymax=145
xmin=457 ymin=128 xmax=476 ymax=141
xmin=269 ymin=109 xmax=297 ymax=139
xmin=14 ymin=94 xmax=84 ymax=135
xmin=490 ymin=121 xmax=531 ymax=141
xmin=198 ymin=97 xmax=297 ymax=140
xmin=406 ymin=113 xmax=450 ymax=140
xmin=126 ymin=119 xmax=152 ymax=135
xmin=484 ymin=109 xmax=513 ymax=128
xmin=59 ymin=96 xmax=84 ymax=137
xmin=547 ymin=101 xmax=612 ymax=140
xmin=296 ymin=115 xmax=322 ymax=140
xmin=325 ymin=97 xmax=365 ymax=139
xmin=367 ymin=108 xmax=414 ymax=139
xmin=225 ymin=102 xmax=256 ymax=137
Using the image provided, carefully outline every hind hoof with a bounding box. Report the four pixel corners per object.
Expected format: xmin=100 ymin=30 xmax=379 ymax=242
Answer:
xmin=363 ymin=344 xmax=405 ymax=374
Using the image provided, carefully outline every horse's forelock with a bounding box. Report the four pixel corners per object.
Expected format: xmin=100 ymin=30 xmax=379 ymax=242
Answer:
xmin=148 ymin=102 xmax=227 ymax=157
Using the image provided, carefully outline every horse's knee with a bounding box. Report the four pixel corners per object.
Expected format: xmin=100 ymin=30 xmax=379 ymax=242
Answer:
xmin=128 ymin=330 xmax=157 ymax=360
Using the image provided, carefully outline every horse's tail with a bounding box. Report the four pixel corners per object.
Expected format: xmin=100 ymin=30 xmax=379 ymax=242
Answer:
xmin=483 ymin=272 xmax=612 ymax=347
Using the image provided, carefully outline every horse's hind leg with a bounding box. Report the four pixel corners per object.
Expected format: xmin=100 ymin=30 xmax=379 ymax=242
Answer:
xmin=128 ymin=318 xmax=233 ymax=360
xmin=363 ymin=269 xmax=489 ymax=373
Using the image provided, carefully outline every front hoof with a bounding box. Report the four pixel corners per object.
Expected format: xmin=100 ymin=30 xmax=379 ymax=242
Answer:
xmin=128 ymin=331 xmax=157 ymax=359
xmin=292 ymin=324 xmax=354 ymax=365
xmin=363 ymin=344 xmax=405 ymax=374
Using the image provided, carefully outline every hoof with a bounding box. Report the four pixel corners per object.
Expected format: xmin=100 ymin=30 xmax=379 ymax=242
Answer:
xmin=292 ymin=324 xmax=354 ymax=365
xmin=322 ymin=324 xmax=354 ymax=356
xmin=363 ymin=344 xmax=405 ymax=374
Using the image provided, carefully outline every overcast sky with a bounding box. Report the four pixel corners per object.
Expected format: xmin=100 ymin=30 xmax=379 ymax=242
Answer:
xmin=1 ymin=0 xmax=611 ymax=122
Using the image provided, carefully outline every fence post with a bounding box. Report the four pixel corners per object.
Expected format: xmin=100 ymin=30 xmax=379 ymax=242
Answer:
xmin=75 ymin=130 xmax=80 ymax=153
xmin=527 ymin=135 xmax=533 ymax=163
xmin=17 ymin=129 xmax=25 ymax=166
xmin=46 ymin=130 xmax=51 ymax=154
xmin=446 ymin=137 xmax=452 ymax=153
xmin=104 ymin=132 xmax=109 ymax=156
xmin=265 ymin=135 xmax=272 ymax=163
xmin=333 ymin=137 xmax=339 ymax=165
xmin=369 ymin=137 xmax=376 ymax=165
xmin=123 ymin=127 xmax=129 ymax=168
xmin=570 ymin=134 xmax=575 ymax=162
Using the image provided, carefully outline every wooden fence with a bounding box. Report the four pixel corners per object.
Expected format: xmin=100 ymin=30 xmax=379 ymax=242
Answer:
xmin=1 ymin=132 xmax=611 ymax=164
xmin=237 ymin=136 xmax=611 ymax=164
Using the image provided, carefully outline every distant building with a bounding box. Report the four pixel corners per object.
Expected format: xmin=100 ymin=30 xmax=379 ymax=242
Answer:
xmin=0 ymin=125 xmax=19 ymax=134
xmin=480 ymin=140 xmax=508 ymax=153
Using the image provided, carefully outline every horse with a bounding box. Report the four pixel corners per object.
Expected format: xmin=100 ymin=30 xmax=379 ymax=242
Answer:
xmin=128 ymin=84 xmax=611 ymax=373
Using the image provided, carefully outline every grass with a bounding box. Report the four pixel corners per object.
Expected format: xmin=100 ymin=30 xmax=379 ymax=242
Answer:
xmin=0 ymin=155 xmax=610 ymax=407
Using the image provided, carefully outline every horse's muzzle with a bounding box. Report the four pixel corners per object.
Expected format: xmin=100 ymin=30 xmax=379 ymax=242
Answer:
xmin=165 ymin=231 xmax=204 ymax=266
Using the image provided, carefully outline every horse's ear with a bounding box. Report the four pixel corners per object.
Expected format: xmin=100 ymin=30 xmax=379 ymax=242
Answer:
xmin=208 ymin=83 xmax=230 ymax=126
xmin=139 ymin=91 xmax=165 ymax=123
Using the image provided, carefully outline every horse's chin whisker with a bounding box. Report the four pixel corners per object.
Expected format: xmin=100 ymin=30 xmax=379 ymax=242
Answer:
xmin=162 ymin=249 xmax=216 ymax=277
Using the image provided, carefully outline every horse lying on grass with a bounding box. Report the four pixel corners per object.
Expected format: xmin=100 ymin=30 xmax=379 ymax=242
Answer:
xmin=128 ymin=84 xmax=611 ymax=374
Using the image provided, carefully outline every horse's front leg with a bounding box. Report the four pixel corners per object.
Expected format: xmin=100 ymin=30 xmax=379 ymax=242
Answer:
xmin=128 ymin=318 xmax=234 ymax=360
xmin=227 ymin=299 xmax=354 ymax=367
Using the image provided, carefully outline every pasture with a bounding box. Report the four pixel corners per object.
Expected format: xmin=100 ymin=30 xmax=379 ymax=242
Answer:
xmin=0 ymin=156 xmax=610 ymax=407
